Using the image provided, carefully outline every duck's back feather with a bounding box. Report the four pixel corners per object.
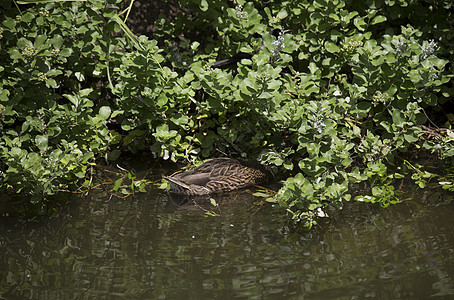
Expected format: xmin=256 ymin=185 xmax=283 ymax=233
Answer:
xmin=165 ymin=158 xmax=274 ymax=195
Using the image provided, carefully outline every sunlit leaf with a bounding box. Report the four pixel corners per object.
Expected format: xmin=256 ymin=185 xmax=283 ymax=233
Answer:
xmin=99 ymin=106 xmax=111 ymax=120
xmin=325 ymin=41 xmax=340 ymax=53
xmin=371 ymin=15 xmax=387 ymax=25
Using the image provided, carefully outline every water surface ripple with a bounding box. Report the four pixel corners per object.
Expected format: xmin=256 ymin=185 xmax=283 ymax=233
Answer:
xmin=1 ymin=188 xmax=453 ymax=299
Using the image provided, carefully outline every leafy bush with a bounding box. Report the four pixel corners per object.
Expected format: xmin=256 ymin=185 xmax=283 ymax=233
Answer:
xmin=0 ymin=0 xmax=123 ymax=202
xmin=150 ymin=0 xmax=454 ymax=227
xmin=1 ymin=0 xmax=453 ymax=227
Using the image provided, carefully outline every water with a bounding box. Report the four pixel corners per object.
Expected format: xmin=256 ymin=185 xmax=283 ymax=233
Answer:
xmin=1 ymin=184 xmax=453 ymax=299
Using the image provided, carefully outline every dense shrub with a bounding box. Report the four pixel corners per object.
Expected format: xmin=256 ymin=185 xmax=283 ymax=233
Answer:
xmin=0 ymin=0 xmax=453 ymax=227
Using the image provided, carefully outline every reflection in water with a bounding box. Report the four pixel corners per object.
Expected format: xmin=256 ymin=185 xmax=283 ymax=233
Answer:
xmin=0 ymin=188 xmax=453 ymax=299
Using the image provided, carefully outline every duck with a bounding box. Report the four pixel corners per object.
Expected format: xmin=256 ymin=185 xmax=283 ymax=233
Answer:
xmin=165 ymin=158 xmax=274 ymax=195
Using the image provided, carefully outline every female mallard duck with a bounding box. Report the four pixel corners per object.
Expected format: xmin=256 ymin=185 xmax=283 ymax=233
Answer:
xmin=165 ymin=158 xmax=274 ymax=195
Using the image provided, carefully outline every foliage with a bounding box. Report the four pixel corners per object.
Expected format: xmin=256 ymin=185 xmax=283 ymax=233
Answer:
xmin=0 ymin=0 xmax=453 ymax=228
xmin=0 ymin=0 xmax=121 ymax=203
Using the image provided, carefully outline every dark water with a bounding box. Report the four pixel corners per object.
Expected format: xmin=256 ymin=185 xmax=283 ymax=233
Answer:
xmin=1 ymin=185 xmax=453 ymax=299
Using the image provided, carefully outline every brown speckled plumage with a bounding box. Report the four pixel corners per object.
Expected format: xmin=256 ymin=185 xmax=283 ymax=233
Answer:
xmin=165 ymin=158 xmax=274 ymax=195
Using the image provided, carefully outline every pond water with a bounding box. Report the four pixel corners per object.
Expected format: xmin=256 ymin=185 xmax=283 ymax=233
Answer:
xmin=1 ymin=177 xmax=454 ymax=299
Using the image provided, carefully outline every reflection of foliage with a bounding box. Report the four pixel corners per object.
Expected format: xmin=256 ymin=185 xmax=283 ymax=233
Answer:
xmin=0 ymin=190 xmax=452 ymax=298
xmin=0 ymin=0 xmax=453 ymax=228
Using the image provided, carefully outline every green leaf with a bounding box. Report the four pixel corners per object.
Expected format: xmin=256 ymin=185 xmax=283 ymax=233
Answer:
xmin=308 ymin=62 xmax=319 ymax=74
xmin=199 ymin=0 xmax=208 ymax=11
xmin=371 ymin=15 xmax=387 ymax=25
xmin=329 ymin=13 xmax=340 ymax=22
xmin=277 ymin=9 xmax=288 ymax=19
xmin=121 ymin=120 xmax=133 ymax=131
xmin=342 ymin=157 xmax=353 ymax=167
xmin=0 ymin=88 xmax=10 ymax=102
xmin=22 ymin=12 xmax=35 ymax=22
xmin=35 ymin=135 xmax=48 ymax=151
xmin=113 ymin=178 xmax=123 ymax=191
xmin=384 ymin=84 xmax=397 ymax=96
xmin=156 ymin=94 xmax=167 ymax=107
xmin=111 ymin=110 xmax=123 ymax=118
xmin=63 ymin=94 xmax=79 ymax=107
xmin=60 ymin=48 xmax=73 ymax=57
xmin=283 ymin=161 xmax=293 ymax=170
xmin=99 ymin=106 xmax=111 ymax=120
xmin=404 ymin=132 xmax=418 ymax=143
xmin=240 ymin=78 xmax=257 ymax=94
xmin=17 ymin=37 xmax=33 ymax=49
xmin=52 ymin=35 xmax=64 ymax=49
xmin=34 ymin=35 xmax=47 ymax=50
xmin=408 ymin=70 xmax=421 ymax=83
xmin=82 ymin=152 xmax=94 ymax=164
xmin=392 ymin=109 xmax=405 ymax=127
xmin=345 ymin=11 xmax=358 ymax=22
xmin=9 ymin=48 xmax=22 ymax=59
xmin=74 ymin=72 xmax=85 ymax=82
xmin=46 ymin=78 xmax=58 ymax=88
xmin=371 ymin=186 xmax=382 ymax=196
xmin=3 ymin=18 xmax=16 ymax=30
xmin=325 ymin=41 xmax=340 ymax=53
xmin=191 ymin=41 xmax=200 ymax=50
xmin=353 ymin=17 xmax=367 ymax=31
xmin=380 ymin=121 xmax=392 ymax=133
xmin=154 ymin=124 xmax=178 ymax=142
